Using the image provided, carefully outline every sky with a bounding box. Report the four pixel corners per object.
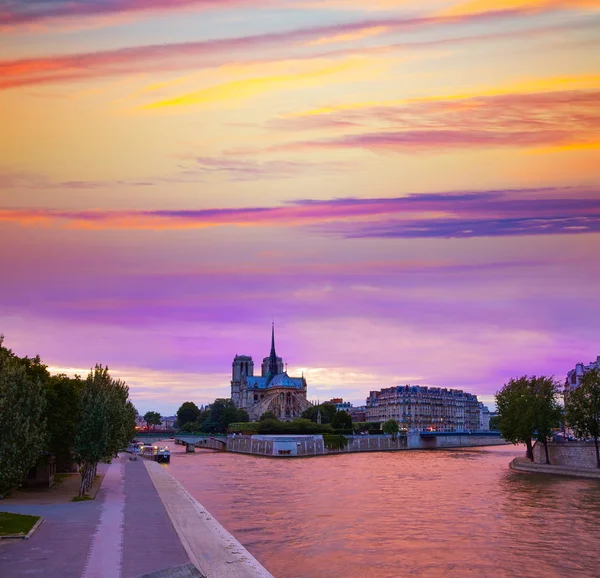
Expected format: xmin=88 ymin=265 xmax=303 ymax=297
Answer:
xmin=1 ymin=0 xmax=599 ymax=415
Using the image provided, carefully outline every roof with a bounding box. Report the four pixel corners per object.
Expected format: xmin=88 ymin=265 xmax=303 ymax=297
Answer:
xmin=245 ymin=372 xmax=304 ymax=390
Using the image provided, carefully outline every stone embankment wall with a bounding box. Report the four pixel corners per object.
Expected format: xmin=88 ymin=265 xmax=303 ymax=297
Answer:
xmin=225 ymin=433 xmax=504 ymax=457
xmin=533 ymin=442 xmax=600 ymax=469
xmin=418 ymin=434 xmax=507 ymax=449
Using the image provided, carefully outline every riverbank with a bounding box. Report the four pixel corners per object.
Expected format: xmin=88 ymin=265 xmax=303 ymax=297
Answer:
xmin=510 ymin=456 xmax=600 ymax=480
xmin=144 ymin=460 xmax=273 ymax=578
xmin=221 ymin=432 xmax=507 ymax=457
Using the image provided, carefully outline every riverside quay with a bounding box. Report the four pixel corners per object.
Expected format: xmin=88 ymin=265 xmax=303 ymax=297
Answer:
xmin=366 ymin=385 xmax=483 ymax=431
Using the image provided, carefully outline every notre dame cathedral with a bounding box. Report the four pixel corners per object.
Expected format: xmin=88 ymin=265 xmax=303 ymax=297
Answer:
xmin=231 ymin=325 xmax=312 ymax=421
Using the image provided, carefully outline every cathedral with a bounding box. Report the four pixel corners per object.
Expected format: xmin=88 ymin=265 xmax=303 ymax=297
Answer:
xmin=231 ymin=325 xmax=312 ymax=422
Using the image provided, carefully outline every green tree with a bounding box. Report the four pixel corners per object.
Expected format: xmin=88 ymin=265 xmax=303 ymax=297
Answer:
xmin=301 ymin=403 xmax=337 ymax=424
xmin=331 ymin=411 xmax=352 ymax=430
xmin=176 ymin=401 xmax=201 ymax=428
xmin=496 ymin=375 xmax=561 ymax=462
xmin=0 ymin=337 xmax=47 ymax=496
xmin=144 ymin=411 xmax=162 ymax=430
xmin=496 ymin=376 xmax=536 ymax=460
xmin=531 ymin=376 xmax=562 ymax=464
xmin=74 ymin=365 xmax=133 ymax=497
xmin=260 ymin=411 xmax=278 ymax=421
xmin=382 ymin=419 xmax=399 ymax=439
xmin=236 ymin=408 xmax=250 ymax=423
xmin=43 ymin=374 xmax=84 ymax=472
xmin=566 ymin=369 xmax=600 ymax=468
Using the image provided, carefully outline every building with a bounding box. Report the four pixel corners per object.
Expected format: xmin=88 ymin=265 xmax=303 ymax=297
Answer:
xmin=329 ymin=398 xmax=352 ymax=412
xmin=231 ymin=325 xmax=312 ymax=422
xmin=565 ymin=355 xmax=600 ymax=395
xmin=478 ymin=403 xmax=491 ymax=431
xmin=365 ymin=385 xmax=482 ymax=432
xmin=349 ymin=406 xmax=367 ymax=423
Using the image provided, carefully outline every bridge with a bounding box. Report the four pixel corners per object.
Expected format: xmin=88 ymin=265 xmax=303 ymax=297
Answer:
xmin=174 ymin=435 xmax=227 ymax=452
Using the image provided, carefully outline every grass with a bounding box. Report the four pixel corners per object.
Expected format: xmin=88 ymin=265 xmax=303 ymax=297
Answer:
xmin=0 ymin=512 xmax=40 ymax=536
xmin=71 ymin=495 xmax=93 ymax=502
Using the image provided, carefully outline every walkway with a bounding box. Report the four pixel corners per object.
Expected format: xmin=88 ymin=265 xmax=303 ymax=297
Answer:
xmin=0 ymin=456 xmax=190 ymax=578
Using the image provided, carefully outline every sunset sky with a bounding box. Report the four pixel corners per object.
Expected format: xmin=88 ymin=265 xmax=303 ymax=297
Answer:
xmin=2 ymin=0 xmax=599 ymax=414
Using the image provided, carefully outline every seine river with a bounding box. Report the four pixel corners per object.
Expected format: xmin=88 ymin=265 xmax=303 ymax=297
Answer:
xmin=164 ymin=443 xmax=600 ymax=577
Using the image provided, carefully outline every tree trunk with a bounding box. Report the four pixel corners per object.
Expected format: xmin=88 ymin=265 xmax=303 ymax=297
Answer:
xmin=595 ymin=436 xmax=600 ymax=469
xmin=543 ymin=439 xmax=550 ymax=465
xmin=525 ymin=439 xmax=533 ymax=461
xmin=79 ymin=463 xmax=94 ymax=497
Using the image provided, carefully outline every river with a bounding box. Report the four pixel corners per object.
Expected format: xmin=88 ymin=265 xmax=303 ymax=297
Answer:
xmin=164 ymin=443 xmax=600 ymax=577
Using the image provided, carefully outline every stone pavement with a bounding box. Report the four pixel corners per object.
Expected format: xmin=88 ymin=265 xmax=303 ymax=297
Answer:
xmin=0 ymin=456 xmax=190 ymax=578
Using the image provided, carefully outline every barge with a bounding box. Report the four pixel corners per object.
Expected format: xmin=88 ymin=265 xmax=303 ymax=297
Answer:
xmin=137 ymin=443 xmax=171 ymax=463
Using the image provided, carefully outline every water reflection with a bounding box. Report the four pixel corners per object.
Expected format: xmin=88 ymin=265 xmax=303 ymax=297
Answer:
xmin=165 ymin=444 xmax=600 ymax=578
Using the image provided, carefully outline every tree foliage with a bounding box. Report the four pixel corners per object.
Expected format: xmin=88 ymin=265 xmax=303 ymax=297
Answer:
xmin=496 ymin=375 xmax=561 ymax=462
xmin=74 ymin=365 xmax=135 ymax=496
xmin=0 ymin=337 xmax=47 ymax=496
xmin=144 ymin=411 xmax=162 ymax=430
xmin=566 ymin=369 xmax=600 ymax=468
xmin=176 ymin=401 xmax=201 ymax=428
xmin=260 ymin=411 xmax=278 ymax=421
xmin=44 ymin=374 xmax=84 ymax=471
xmin=301 ymin=402 xmax=337 ymax=424
xmin=331 ymin=410 xmax=353 ymax=430
xmin=382 ymin=419 xmax=399 ymax=439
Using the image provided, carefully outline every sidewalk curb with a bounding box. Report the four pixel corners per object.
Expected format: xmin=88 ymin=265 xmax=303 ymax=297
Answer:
xmin=0 ymin=517 xmax=44 ymax=540
xmin=143 ymin=460 xmax=273 ymax=578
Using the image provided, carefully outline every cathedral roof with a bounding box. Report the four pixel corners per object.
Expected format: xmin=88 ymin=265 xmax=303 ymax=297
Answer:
xmin=245 ymin=372 xmax=303 ymax=390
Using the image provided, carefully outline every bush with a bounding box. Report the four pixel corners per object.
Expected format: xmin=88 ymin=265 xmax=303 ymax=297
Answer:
xmin=228 ymin=422 xmax=259 ymax=433
xmin=353 ymin=422 xmax=381 ymax=433
xmin=332 ymin=428 xmax=353 ymax=435
xmin=323 ymin=434 xmax=348 ymax=451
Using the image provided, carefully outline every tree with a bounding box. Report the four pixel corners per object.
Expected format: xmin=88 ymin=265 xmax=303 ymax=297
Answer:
xmin=0 ymin=337 xmax=47 ymax=496
xmin=74 ymin=365 xmax=133 ymax=497
xmin=176 ymin=401 xmax=201 ymax=428
xmin=489 ymin=415 xmax=500 ymax=431
xmin=260 ymin=411 xmax=278 ymax=421
xmin=566 ymin=369 xmax=600 ymax=468
xmin=331 ymin=411 xmax=352 ymax=430
xmin=144 ymin=411 xmax=162 ymax=430
xmin=236 ymin=409 xmax=250 ymax=423
xmin=43 ymin=374 xmax=84 ymax=471
xmin=496 ymin=375 xmax=561 ymax=462
xmin=496 ymin=377 xmax=536 ymax=460
xmin=301 ymin=403 xmax=337 ymax=424
xmin=531 ymin=376 xmax=562 ymax=465
xmin=382 ymin=419 xmax=399 ymax=439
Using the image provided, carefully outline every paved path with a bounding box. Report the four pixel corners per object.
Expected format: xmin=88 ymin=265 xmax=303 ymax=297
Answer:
xmin=0 ymin=456 xmax=189 ymax=578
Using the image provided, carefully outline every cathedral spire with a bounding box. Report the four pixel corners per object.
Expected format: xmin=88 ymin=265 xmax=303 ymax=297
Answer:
xmin=267 ymin=322 xmax=279 ymax=383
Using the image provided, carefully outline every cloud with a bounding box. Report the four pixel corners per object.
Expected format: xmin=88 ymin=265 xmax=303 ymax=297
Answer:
xmin=182 ymin=156 xmax=352 ymax=180
xmin=2 ymin=186 xmax=599 ymax=238
xmin=442 ymin=0 xmax=600 ymax=17
xmin=0 ymin=0 xmax=255 ymax=31
xmin=264 ymin=88 xmax=600 ymax=152
xmin=140 ymin=57 xmax=374 ymax=109
xmin=0 ymin=9 xmax=534 ymax=90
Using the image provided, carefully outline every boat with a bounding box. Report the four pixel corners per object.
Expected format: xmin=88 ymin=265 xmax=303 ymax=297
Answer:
xmin=138 ymin=444 xmax=171 ymax=463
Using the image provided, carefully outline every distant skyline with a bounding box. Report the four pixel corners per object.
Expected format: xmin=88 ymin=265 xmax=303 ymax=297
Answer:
xmin=2 ymin=1 xmax=599 ymax=416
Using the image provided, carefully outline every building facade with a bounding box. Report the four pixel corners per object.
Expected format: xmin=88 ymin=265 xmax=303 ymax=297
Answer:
xmin=565 ymin=355 xmax=600 ymax=395
xmin=231 ymin=325 xmax=312 ymax=422
xmin=365 ymin=385 xmax=482 ymax=432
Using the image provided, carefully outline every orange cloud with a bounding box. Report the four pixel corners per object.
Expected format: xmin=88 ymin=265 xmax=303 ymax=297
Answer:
xmin=443 ymin=0 xmax=600 ymax=16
